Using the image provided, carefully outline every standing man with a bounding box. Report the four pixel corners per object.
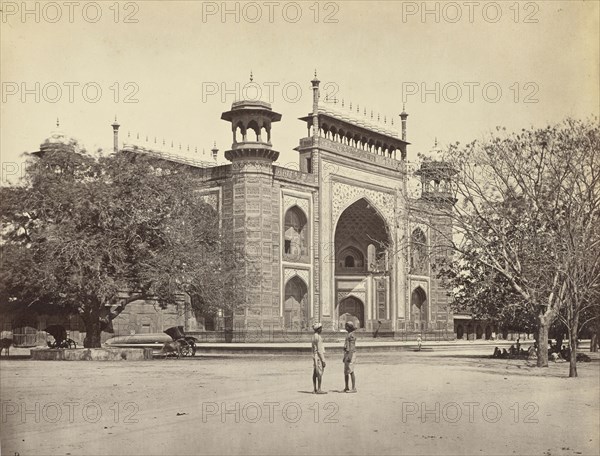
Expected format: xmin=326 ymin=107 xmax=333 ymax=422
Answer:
xmin=312 ymin=322 xmax=327 ymax=394
xmin=343 ymin=321 xmax=357 ymax=393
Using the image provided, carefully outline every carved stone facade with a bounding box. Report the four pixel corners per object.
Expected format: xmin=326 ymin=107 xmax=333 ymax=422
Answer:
xmin=112 ymin=79 xmax=455 ymax=337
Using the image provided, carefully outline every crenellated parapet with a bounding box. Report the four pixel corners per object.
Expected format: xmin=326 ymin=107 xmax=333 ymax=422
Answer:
xmin=121 ymin=143 xmax=218 ymax=169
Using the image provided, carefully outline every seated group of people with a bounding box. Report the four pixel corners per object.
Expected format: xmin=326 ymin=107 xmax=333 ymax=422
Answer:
xmin=491 ymin=338 xmax=529 ymax=359
xmin=492 ymin=339 xmax=575 ymax=362
xmin=548 ymin=340 xmax=571 ymax=361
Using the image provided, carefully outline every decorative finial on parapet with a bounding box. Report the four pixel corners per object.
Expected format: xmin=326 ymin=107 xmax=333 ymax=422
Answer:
xmin=349 ymin=102 xmax=352 ymax=110
xmin=370 ymin=110 xmax=373 ymax=119
xmin=56 ymin=117 xmax=60 ymax=128
xmin=111 ymin=117 xmax=120 ymax=153
xmin=211 ymin=141 xmax=219 ymax=160
xmin=250 ymin=70 xmax=253 ymax=82
xmin=311 ymin=70 xmax=320 ymax=86
xmin=378 ymin=113 xmax=380 ymax=122
xmin=341 ymin=99 xmax=344 ymax=108
xmin=136 ymin=132 xmax=139 ymax=140
xmin=128 ymin=131 xmax=131 ymax=138
xmin=400 ymin=104 xmax=409 ymax=141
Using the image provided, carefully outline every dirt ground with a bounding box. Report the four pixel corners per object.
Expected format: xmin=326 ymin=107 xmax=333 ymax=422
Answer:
xmin=1 ymin=346 xmax=598 ymax=456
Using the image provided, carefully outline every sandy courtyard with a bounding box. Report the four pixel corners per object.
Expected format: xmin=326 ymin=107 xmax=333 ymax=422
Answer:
xmin=1 ymin=347 xmax=598 ymax=456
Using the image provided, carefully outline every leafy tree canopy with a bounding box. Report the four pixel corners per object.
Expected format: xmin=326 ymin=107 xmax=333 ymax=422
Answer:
xmin=0 ymin=147 xmax=248 ymax=347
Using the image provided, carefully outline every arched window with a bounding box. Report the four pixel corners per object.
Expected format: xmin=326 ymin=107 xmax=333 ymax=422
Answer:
xmin=247 ymin=120 xmax=260 ymax=141
xmin=284 ymin=206 xmax=308 ymax=261
xmin=234 ymin=122 xmax=245 ymax=143
xmin=284 ymin=276 xmax=309 ymax=330
xmin=337 ymin=246 xmax=364 ymax=271
xmin=410 ymin=228 xmax=428 ymax=275
xmin=411 ymin=286 xmax=428 ymax=327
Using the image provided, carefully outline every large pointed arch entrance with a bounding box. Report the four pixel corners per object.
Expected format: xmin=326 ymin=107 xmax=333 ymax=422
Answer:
xmin=334 ymin=197 xmax=391 ymax=331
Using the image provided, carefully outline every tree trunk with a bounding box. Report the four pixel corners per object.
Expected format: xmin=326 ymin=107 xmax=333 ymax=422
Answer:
xmin=591 ymin=333 xmax=598 ymax=353
xmin=569 ymin=330 xmax=578 ymax=377
xmin=568 ymin=313 xmax=579 ymax=378
xmin=82 ymin=311 xmax=103 ymax=348
xmin=537 ymin=315 xmax=550 ymax=367
xmin=224 ymin=314 xmax=233 ymax=343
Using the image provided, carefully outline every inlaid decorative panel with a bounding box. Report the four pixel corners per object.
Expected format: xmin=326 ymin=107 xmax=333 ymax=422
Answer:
xmin=283 ymin=194 xmax=310 ymax=215
xmin=337 ymin=291 xmax=366 ymax=303
xmin=332 ymin=182 xmax=395 ymax=228
xmin=284 ymin=268 xmax=309 ymax=285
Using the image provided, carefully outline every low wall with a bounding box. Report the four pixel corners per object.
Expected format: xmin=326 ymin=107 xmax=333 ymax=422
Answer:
xmin=188 ymin=330 xmax=455 ymax=343
xmin=30 ymin=347 xmax=153 ymax=361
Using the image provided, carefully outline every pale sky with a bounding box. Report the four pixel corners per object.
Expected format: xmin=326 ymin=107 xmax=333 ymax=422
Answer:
xmin=1 ymin=1 xmax=598 ymax=184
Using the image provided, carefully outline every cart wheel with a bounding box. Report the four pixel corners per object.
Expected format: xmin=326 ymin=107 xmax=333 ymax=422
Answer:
xmin=67 ymin=339 xmax=77 ymax=349
xmin=181 ymin=345 xmax=192 ymax=357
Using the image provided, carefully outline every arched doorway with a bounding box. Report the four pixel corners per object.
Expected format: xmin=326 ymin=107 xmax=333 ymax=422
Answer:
xmin=338 ymin=296 xmax=364 ymax=329
xmin=411 ymin=287 xmax=428 ymax=330
xmin=334 ymin=198 xmax=391 ymax=330
xmin=456 ymin=324 xmax=464 ymax=340
xmin=476 ymin=325 xmax=484 ymax=339
xmin=284 ymin=276 xmax=309 ymax=331
xmin=485 ymin=325 xmax=492 ymax=340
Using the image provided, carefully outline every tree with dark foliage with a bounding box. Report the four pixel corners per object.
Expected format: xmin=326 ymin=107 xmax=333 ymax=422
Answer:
xmin=0 ymin=146 xmax=250 ymax=347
